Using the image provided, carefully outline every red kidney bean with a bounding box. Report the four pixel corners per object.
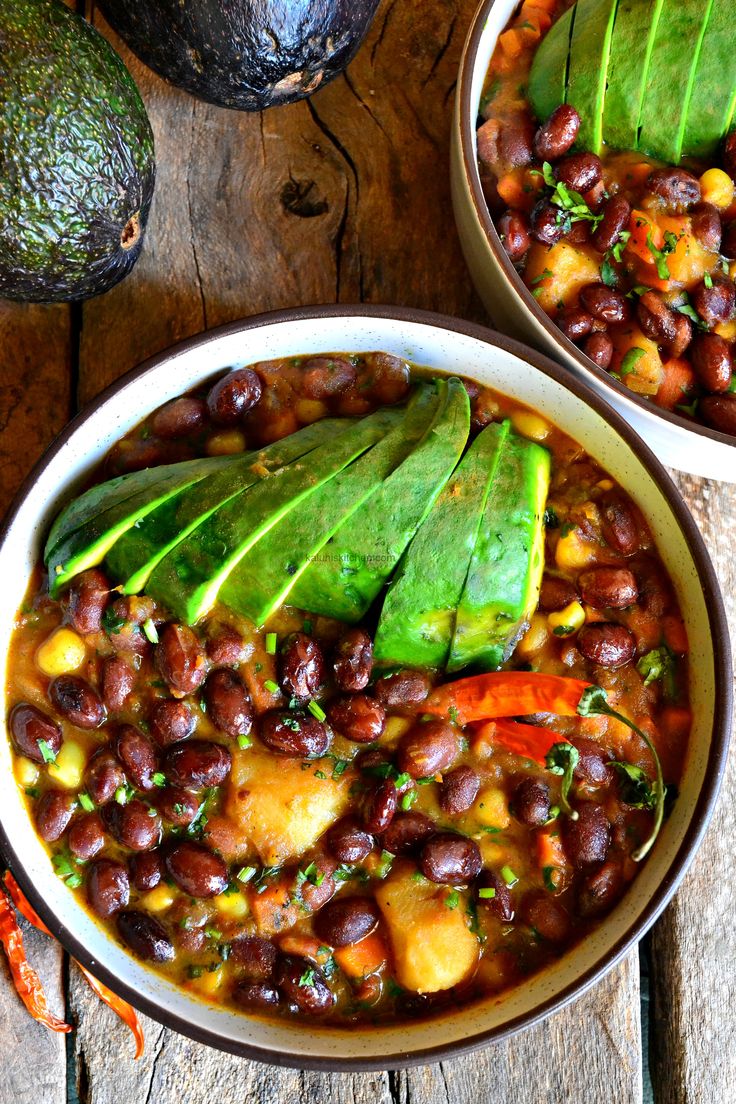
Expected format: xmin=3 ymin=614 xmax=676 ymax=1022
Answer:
xmin=521 ymin=892 xmax=570 ymax=942
xmin=563 ymin=803 xmax=611 ymax=869
xmin=328 ymin=694 xmax=385 ymax=744
xmin=700 ymin=393 xmax=736 ymax=435
xmin=149 ymin=699 xmax=195 ymax=747
xmin=439 ymin=766 xmax=480 ymax=815
xmin=298 ymin=857 xmax=337 ymax=912
xmin=374 ymin=670 xmax=432 ymax=714
xmin=636 ymin=291 xmax=679 ymax=345
xmin=380 ymin=812 xmax=435 ymax=856
xmin=578 ymin=858 xmax=624 ymax=916
xmin=554 ymin=152 xmax=602 ymax=193
xmin=530 ymin=198 xmax=564 ymax=245
xmin=691 ymin=332 xmax=733 ymax=393
xmin=129 ymin=849 xmax=164 ymax=892
xmin=314 ymin=897 xmax=380 ymax=947
xmin=68 ymin=812 xmax=105 ymax=860
xmin=49 ymin=675 xmax=105 ymax=729
xmin=572 ymin=737 xmax=612 ymax=785
xmin=591 ymin=194 xmax=631 ymax=253
xmin=88 ymin=859 xmax=129 ymax=918
xmin=557 ymin=307 xmax=594 ymax=343
xmin=363 ymin=779 xmax=398 ymax=834
xmin=326 ymin=818 xmax=374 ymax=863
xmin=722 ymin=221 xmax=736 ymax=258
xmin=333 ymin=628 xmax=373 ymax=692
xmin=207 ymin=367 xmax=262 ymax=425
xmin=104 ymin=798 xmax=161 ymax=851
xmin=397 ymin=720 xmax=459 ymax=780
xmin=300 ymin=356 xmax=357 ymax=399
xmin=155 ymin=624 xmax=206 ymax=695
xmin=279 ymin=632 xmax=324 ymax=700
xmin=579 ymin=283 xmax=630 ymax=325
xmin=85 ymin=750 xmax=125 ymax=805
xmin=564 ymin=219 xmax=590 ymax=245
xmin=583 ymin=331 xmax=614 ymax=370
xmin=233 ymin=982 xmax=280 ymax=1009
xmin=670 ymin=313 xmax=694 ymax=358
xmin=115 ymin=724 xmax=158 ymax=791
xmin=166 ymin=841 xmax=228 ymax=897
xmin=206 ymin=625 xmax=246 ymax=666
xmin=157 ymin=785 xmax=199 ymax=827
xmin=360 ymin=352 xmax=412 ymax=405
xmin=275 ymin=955 xmax=335 ymax=1015
xmin=690 ymin=202 xmax=722 ymax=252
xmin=600 ymin=491 xmax=639 ymax=556
xmin=647 ymin=168 xmax=701 ymax=210
xmin=635 ymin=557 xmax=674 ymax=617
xmin=231 ymin=935 xmax=278 ymax=979
xmin=419 ymin=833 xmax=482 ymax=885
xmin=498 ymin=115 xmax=535 ymax=168
xmin=204 ymin=668 xmax=252 ymax=738
xmin=67 ymin=568 xmax=109 ymax=634
xmin=692 ymin=274 xmax=736 ymax=325
xmin=9 ymin=703 xmax=62 ymax=763
xmin=539 ymin=575 xmax=578 ymax=612
xmin=102 ymin=657 xmax=135 ymax=713
xmin=512 ymin=778 xmax=550 ymax=827
xmin=533 ymin=104 xmax=580 ymax=161
xmin=36 ymin=790 xmax=75 ymax=842
xmin=476 ymin=870 xmax=514 ymax=921
xmin=577 ymin=623 xmax=636 ymax=669
xmin=163 ymin=740 xmax=231 ymax=789
xmin=578 ymin=566 xmax=638 ymax=609
xmin=151 ymin=396 xmax=207 ymax=438
xmin=117 ymin=910 xmax=175 ymax=962
xmin=258 ymin=709 xmax=330 ymax=758
xmin=497 ymin=209 xmax=531 ymax=262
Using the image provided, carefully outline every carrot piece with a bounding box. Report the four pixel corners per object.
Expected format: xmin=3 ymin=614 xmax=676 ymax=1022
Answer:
xmin=334 ymin=933 xmax=388 ymax=979
xmin=659 ymin=705 xmax=693 ymax=742
xmin=655 ymin=358 xmax=698 ymax=411
xmin=498 ymin=29 xmax=524 ymax=59
xmin=250 ymin=881 xmax=298 ymax=935
xmin=662 ymin=615 xmax=689 ymax=654
xmin=0 ymin=890 xmax=71 ymax=1033
xmin=77 ymin=964 xmax=145 ymax=1059
xmin=425 ymin=671 xmax=592 ymax=726
xmin=3 ymin=872 xmax=51 ymax=935
xmin=536 ymin=827 xmax=571 ymax=893
xmin=496 ymin=168 xmax=527 ymax=210
xmin=626 ymin=209 xmax=663 ymax=265
xmin=471 ymin=719 xmax=559 ymax=766
xmin=277 ymin=933 xmax=323 ymax=961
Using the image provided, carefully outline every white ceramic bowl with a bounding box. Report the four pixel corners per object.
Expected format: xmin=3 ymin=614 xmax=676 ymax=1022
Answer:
xmin=451 ymin=0 xmax=736 ymax=481
xmin=0 ymin=306 xmax=730 ymax=1069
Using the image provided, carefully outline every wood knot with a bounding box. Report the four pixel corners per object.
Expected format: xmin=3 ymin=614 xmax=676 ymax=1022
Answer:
xmin=280 ymin=178 xmax=329 ymax=219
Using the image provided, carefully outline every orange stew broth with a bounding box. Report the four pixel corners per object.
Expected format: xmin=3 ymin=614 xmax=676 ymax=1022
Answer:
xmin=5 ymin=352 xmax=690 ymax=1025
xmin=479 ymin=0 xmax=736 ymax=434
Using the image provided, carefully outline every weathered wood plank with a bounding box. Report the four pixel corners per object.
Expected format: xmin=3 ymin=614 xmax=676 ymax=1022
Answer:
xmin=649 ymin=473 xmax=736 ymax=1104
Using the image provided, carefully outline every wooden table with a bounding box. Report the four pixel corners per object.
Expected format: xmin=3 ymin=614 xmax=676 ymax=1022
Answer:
xmin=1 ymin=3 xmax=734 ymax=1101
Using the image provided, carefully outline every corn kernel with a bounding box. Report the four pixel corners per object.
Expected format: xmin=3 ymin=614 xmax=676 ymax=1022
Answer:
xmin=699 ymin=168 xmax=735 ymax=210
xmin=206 ymin=430 xmax=247 ymax=456
xmin=596 ymin=479 xmax=614 ymax=491
xmin=213 ymin=890 xmax=249 ymax=920
xmin=192 ymin=967 xmax=224 ymax=996
xmin=36 ymin=627 xmax=86 ymax=676
xmin=511 ymin=410 xmax=550 ymax=442
xmin=295 ymin=399 xmax=329 ymax=424
xmin=141 ymin=884 xmax=176 ymax=912
xmin=14 ymin=757 xmax=39 ymax=788
xmin=473 ymin=786 xmax=510 ymax=830
xmin=547 ymin=600 xmax=586 ymax=637
xmin=555 ymin=528 xmax=598 ymax=571
xmin=516 ymin=612 xmax=549 ymax=658
xmin=47 ymin=740 xmax=86 ymax=789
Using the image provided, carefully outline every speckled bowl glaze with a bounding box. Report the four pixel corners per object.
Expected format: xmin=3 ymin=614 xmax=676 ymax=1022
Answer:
xmin=450 ymin=0 xmax=736 ymax=481
xmin=0 ymin=306 xmax=730 ymax=1069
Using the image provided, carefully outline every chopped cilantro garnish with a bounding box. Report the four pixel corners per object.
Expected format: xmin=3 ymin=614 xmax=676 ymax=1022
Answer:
xmin=646 ymin=230 xmax=678 ymax=280
xmin=612 ymin=761 xmax=658 ymax=810
xmin=445 ymin=889 xmax=460 ymax=909
xmin=704 ymin=272 xmax=713 ymax=288
xmin=530 ymin=267 xmax=553 ymax=286
xmin=237 ymin=733 xmax=252 ymax=750
xmin=600 ymin=257 xmax=617 ymax=287
xmin=152 ymin=772 xmax=166 ymax=788
xmin=102 ymin=606 xmax=126 ymax=635
xmin=539 ymin=161 xmax=603 ymax=228
xmin=544 ymin=742 xmax=580 ymax=820
xmin=400 ymin=789 xmax=417 ymax=811
xmin=298 ymin=967 xmax=316 ymax=987
xmin=637 ymin=646 xmax=677 ymax=699
xmin=204 ymin=926 xmax=222 ymax=941
xmin=620 ymin=347 xmax=646 ymax=376
xmin=610 ymin=231 xmax=630 ymax=262
xmin=37 ymin=739 xmax=57 ymax=764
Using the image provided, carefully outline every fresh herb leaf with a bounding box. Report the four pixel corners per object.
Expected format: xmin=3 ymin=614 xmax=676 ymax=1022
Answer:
xmin=298 ymin=967 xmax=316 ymax=987
xmin=307 ymin=700 xmax=326 ymax=722
xmin=544 ymin=742 xmax=580 ymax=820
xmin=543 ymin=506 xmax=559 ymax=529
xmin=331 ymin=758 xmax=348 ymax=779
xmin=542 ymin=866 xmax=560 ymax=892
xmin=637 ymin=646 xmax=677 ymax=699
xmin=264 ymin=679 xmax=279 ymax=694
xmin=600 ymin=257 xmax=617 ymax=287
xmin=142 ymin=617 xmax=159 ymax=644
xmin=539 ymin=161 xmax=603 ymax=228
xmin=374 ymin=850 xmax=393 ymax=879
xmin=612 ymin=761 xmax=657 ymax=810
xmin=37 ymin=739 xmax=57 ymax=764
xmin=237 ymin=733 xmax=252 ymax=750
xmin=620 ymin=347 xmax=646 ymax=376
xmin=265 ymin=632 xmax=278 ymax=655
xmin=236 ymin=865 xmax=257 ymax=883
xmin=400 ymin=789 xmax=417 ymax=811
xmin=102 ymin=606 xmax=126 ymax=635
xmin=704 ymin=272 xmax=713 ymax=288
xmin=530 ymin=267 xmax=553 ymax=286
xmin=610 ymin=231 xmax=630 ymax=262
xmin=445 ymin=889 xmax=460 ymax=909
xmin=152 ymin=772 xmax=166 ymax=788
xmin=500 ymin=865 xmax=518 ymax=888
xmin=676 ymin=398 xmax=700 ymax=417
xmin=646 ymin=230 xmax=677 ymax=280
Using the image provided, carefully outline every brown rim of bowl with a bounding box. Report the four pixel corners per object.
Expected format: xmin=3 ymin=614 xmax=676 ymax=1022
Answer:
xmin=0 ymin=304 xmax=731 ymax=1071
xmin=457 ymin=0 xmax=736 ymax=451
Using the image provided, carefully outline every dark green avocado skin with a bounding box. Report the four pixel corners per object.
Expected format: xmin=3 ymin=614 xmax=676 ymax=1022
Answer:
xmin=0 ymin=0 xmax=155 ymax=303
xmin=99 ymin=0 xmax=381 ymax=111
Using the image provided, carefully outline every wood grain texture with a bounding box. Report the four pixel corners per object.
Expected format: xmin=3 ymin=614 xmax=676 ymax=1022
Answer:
xmin=649 ymin=473 xmax=736 ymax=1104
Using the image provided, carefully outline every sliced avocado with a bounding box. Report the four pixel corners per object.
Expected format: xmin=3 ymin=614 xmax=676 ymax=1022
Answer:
xmin=528 ymin=5 xmax=576 ymax=124
xmin=566 ymin=0 xmax=618 ymax=154
xmin=602 ymin=0 xmax=665 ymax=153
xmin=373 ymin=420 xmax=510 ymax=670
xmin=637 ymin=0 xmax=712 ymax=162
xmin=447 ymin=433 xmax=550 ymax=674
xmin=145 ymin=412 xmax=396 ymax=624
xmin=289 ymin=378 xmax=470 ymax=623
xmin=681 ymin=0 xmax=733 ymax=160
xmin=220 ymin=399 xmax=422 ymax=626
xmin=106 ymin=418 xmax=351 ymax=595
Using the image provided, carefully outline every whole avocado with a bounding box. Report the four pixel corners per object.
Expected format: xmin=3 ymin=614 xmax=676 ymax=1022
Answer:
xmin=0 ymin=0 xmax=155 ymax=303
xmin=98 ymin=0 xmax=381 ymax=111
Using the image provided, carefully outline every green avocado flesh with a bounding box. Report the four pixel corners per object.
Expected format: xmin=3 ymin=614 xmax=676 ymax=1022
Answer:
xmin=144 ymin=412 xmax=398 ymax=624
xmin=526 ymin=5 xmax=575 ymax=127
xmin=566 ymin=0 xmax=618 ymax=155
xmin=447 ymin=433 xmax=550 ymax=674
xmin=288 ymin=378 xmax=471 ymax=624
xmin=103 ymin=419 xmax=350 ymax=595
xmin=220 ymin=398 xmax=423 ymax=626
xmin=601 ymin=0 xmax=665 ymax=153
xmin=681 ymin=0 xmax=735 ymax=159
xmin=373 ymin=420 xmax=510 ymax=670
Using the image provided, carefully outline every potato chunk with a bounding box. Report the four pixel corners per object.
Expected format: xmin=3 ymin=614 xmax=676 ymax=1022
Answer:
xmin=224 ymin=744 xmax=351 ymax=866
xmin=524 ymin=240 xmax=601 ymax=315
xmin=376 ymin=863 xmax=479 ymax=993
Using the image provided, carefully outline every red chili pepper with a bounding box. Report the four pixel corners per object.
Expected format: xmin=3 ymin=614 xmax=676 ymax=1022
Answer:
xmin=0 ymin=889 xmax=71 ymax=1033
xmin=472 ymin=719 xmax=560 ymax=766
xmin=77 ymin=964 xmax=145 ymax=1060
xmin=3 ymin=871 xmax=52 ymax=935
xmin=425 ymin=671 xmax=592 ymax=726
